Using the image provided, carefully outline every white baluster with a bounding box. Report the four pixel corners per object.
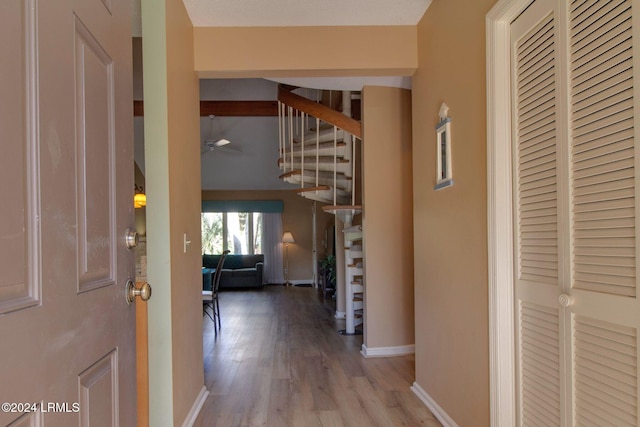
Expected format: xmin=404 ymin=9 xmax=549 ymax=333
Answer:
xmin=333 ymin=126 xmax=337 ymax=205
xmin=278 ymin=101 xmax=283 ymax=171
xmin=352 ymin=135 xmax=356 ymax=206
xmin=341 ymin=91 xmax=353 ymax=205
xmin=288 ymin=106 xmax=294 ymax=173
xmin=300 ymin=112 xmax=305 ymax=189
xmin=316 ymin=117 xmax=320 ymax=188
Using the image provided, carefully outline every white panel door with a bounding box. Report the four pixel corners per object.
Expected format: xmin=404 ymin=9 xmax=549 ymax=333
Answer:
xmin=511 ymin=0 xmax=640 ymax=425
xmin=0 ymin=0 xmax=136 ymax=425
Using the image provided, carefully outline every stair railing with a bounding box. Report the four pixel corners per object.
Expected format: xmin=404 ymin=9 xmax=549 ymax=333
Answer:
xmin=277 ymin=84 xmax=362 ymax=207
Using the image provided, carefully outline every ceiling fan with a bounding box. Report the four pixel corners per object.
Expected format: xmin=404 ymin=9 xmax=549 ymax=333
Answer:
xmin=201 ymin=115 xmax=242 ymax=155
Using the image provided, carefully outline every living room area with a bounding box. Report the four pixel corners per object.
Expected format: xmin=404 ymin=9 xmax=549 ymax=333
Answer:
xmin=200 ymin=189 xmax=336 ymax=289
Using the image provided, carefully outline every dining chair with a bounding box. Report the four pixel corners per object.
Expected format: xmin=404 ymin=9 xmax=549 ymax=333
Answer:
xmin=203 ymin=250 xmax=230 ymax=335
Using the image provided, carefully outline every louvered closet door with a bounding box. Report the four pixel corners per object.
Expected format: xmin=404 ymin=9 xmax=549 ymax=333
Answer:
xmin=569 ymin=0 xmax=640 ymax=424
xmin=511 ymin=0 xmax=640 ymax=425
xmin=512 ymin=1 xmax=567 ymax=425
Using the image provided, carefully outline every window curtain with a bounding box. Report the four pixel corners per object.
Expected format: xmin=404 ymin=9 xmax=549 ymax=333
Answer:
xmin=262 ymin=212 xmax=284 ymax=284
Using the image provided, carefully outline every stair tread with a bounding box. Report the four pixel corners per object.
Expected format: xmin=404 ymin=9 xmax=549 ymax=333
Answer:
xmin=296 ymin=185 xmax=331 ymax=193
xmin=280 ymin=169 xmax=352 ymax=180
xmin=283 ymin=176 xmax=351 ymax=192
xmin=278 ymin=156 xmax=349 ymax=164
xmin=279 ymin=170 xmax=301 ymax=179
xmin=309 ymin=122 xmax=337 ymax=132
xmin=298 ymin=192 xmax=352 ymax=206
xmin=296 ymin=185 xmax=350 ymax=196
xmin=323 ymin=205 xmax=362 ymax=212
xmin=296 ymin=126 xmax=344 ymax=142
xmin=287 ymin=141 xmax=347 ymax=150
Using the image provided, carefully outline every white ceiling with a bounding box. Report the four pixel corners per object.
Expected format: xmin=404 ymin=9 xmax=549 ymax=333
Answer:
xmin=182 ymin=0 xmax=432 ymax=27
xmin=132 ymin=1 xmax=431 ymax=38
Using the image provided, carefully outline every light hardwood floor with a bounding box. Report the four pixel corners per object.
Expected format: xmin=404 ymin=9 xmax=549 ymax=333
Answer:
xmin=194 ymin=285 xmax=441 ymax=427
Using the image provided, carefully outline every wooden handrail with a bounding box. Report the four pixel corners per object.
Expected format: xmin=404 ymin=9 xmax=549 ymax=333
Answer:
xmin=277 ymin=85 xmax=362 ymax=139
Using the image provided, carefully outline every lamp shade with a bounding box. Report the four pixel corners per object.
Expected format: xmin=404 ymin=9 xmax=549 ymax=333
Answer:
xmin=282 ymin=232 xmax=295 ymax=243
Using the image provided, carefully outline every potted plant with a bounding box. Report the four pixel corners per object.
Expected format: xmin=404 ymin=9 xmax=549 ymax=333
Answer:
xmin=321 ymin=255 xmax=336 ymax=289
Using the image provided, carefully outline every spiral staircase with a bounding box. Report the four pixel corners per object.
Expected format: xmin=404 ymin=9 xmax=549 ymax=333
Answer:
xmin=277 ymin=85 xmax=364 ymax=335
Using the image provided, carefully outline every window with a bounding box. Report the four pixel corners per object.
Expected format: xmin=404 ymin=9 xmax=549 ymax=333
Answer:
xmin=201 ymin=212 xmax=262 ymax=255
xmin=201 ymin=212 xmax=223 ymax=254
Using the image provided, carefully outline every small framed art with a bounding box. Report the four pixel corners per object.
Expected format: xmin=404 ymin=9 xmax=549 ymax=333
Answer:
xmin=435 ymin=102 xmax=453 ymax=190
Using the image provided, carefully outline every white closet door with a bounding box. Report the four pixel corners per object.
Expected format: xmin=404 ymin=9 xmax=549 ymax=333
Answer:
xmin=512 ymin=0 xmax=640 ymax=425
xmin=569 ymin=0 xmax=640 ymax=425
xmin=512 ymin=0 xmax=565 ymax=425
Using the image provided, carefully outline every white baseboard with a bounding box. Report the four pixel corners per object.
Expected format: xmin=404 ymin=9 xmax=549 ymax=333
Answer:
xmin=335 ymin=311 xmax=346 ymax=319
xmin=411 ymin=382 xmax=458 ymax=427
xmin=360 ymin=344 xmax=415 ymax=358
xmin=181 ymin=386 xmax=209 ymax=427
xmin=289 ymin=279 xmax=314 ymax=285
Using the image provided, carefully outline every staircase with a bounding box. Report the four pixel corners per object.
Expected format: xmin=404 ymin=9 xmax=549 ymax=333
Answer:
xmin=278 ymin=86 xmax=360 ymax=208
xmin=343 ymin=224 xmax=364 ymax=334
xmin=277 ymin=84 xmax=364 ymax=335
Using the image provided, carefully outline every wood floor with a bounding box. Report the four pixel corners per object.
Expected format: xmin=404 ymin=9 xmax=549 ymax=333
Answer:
xmin=194 ymin=285 xmax=441 ymax=427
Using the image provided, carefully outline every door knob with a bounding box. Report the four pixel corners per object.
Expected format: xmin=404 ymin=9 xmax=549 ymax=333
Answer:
xmin=558 ymin=293 xmax=573 ymax=308
xmin=125 ymin=228 xmax=139 ymax=249
xmin=126 ymin=279 xmax=152 ymax=304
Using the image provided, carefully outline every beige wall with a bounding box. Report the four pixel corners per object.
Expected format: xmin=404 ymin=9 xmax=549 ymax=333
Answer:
xmin=167 ymin=0 xmax=204 ymax=423
xmin=361 ymin=86 xmax=414 ymax=350
xmin=412 ymin=1 xmax=495 ymax=425
xmin=142 ymin=0 xmax=203 ymax=424
xmin=194 ymin=26 xmax=417 ymax=78
xmin=202 ymin=190 xmax=333 ymax=282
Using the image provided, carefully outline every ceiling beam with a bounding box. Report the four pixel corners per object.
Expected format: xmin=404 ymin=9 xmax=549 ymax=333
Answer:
xmin=200 ymin=100 xmax=278 ymax=117
xmin=133 ymin=100 xmax=279 ymax=117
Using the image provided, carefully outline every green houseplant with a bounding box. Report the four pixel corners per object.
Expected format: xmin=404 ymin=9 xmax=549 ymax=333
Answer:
xmin=321 ymin=255 xmax=336 ymax=289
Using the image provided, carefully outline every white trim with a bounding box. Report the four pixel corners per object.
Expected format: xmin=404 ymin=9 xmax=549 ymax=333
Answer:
xmin=289 ymin=279 xmax=314 ymax=285
xmin=486 ymin=0 xmax=531 ymax=426
xmin=411 ymin=382 xmax=459 ymax=427
xmin=360 ymin=344 xmax=414 ymax=358
xmin=334 ymin=311 xmax=346 ymax=319
xmin=180 ymin=386 xmax=209 ymax=427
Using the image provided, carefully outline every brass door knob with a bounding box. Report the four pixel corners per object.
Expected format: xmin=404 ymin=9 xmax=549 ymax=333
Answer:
xmin=126 ymin=280 xmax=152 ymax=304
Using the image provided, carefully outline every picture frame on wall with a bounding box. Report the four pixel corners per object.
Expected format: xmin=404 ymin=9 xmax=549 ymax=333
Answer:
xmin=435 ymin=102 xmax=453 ymax=190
